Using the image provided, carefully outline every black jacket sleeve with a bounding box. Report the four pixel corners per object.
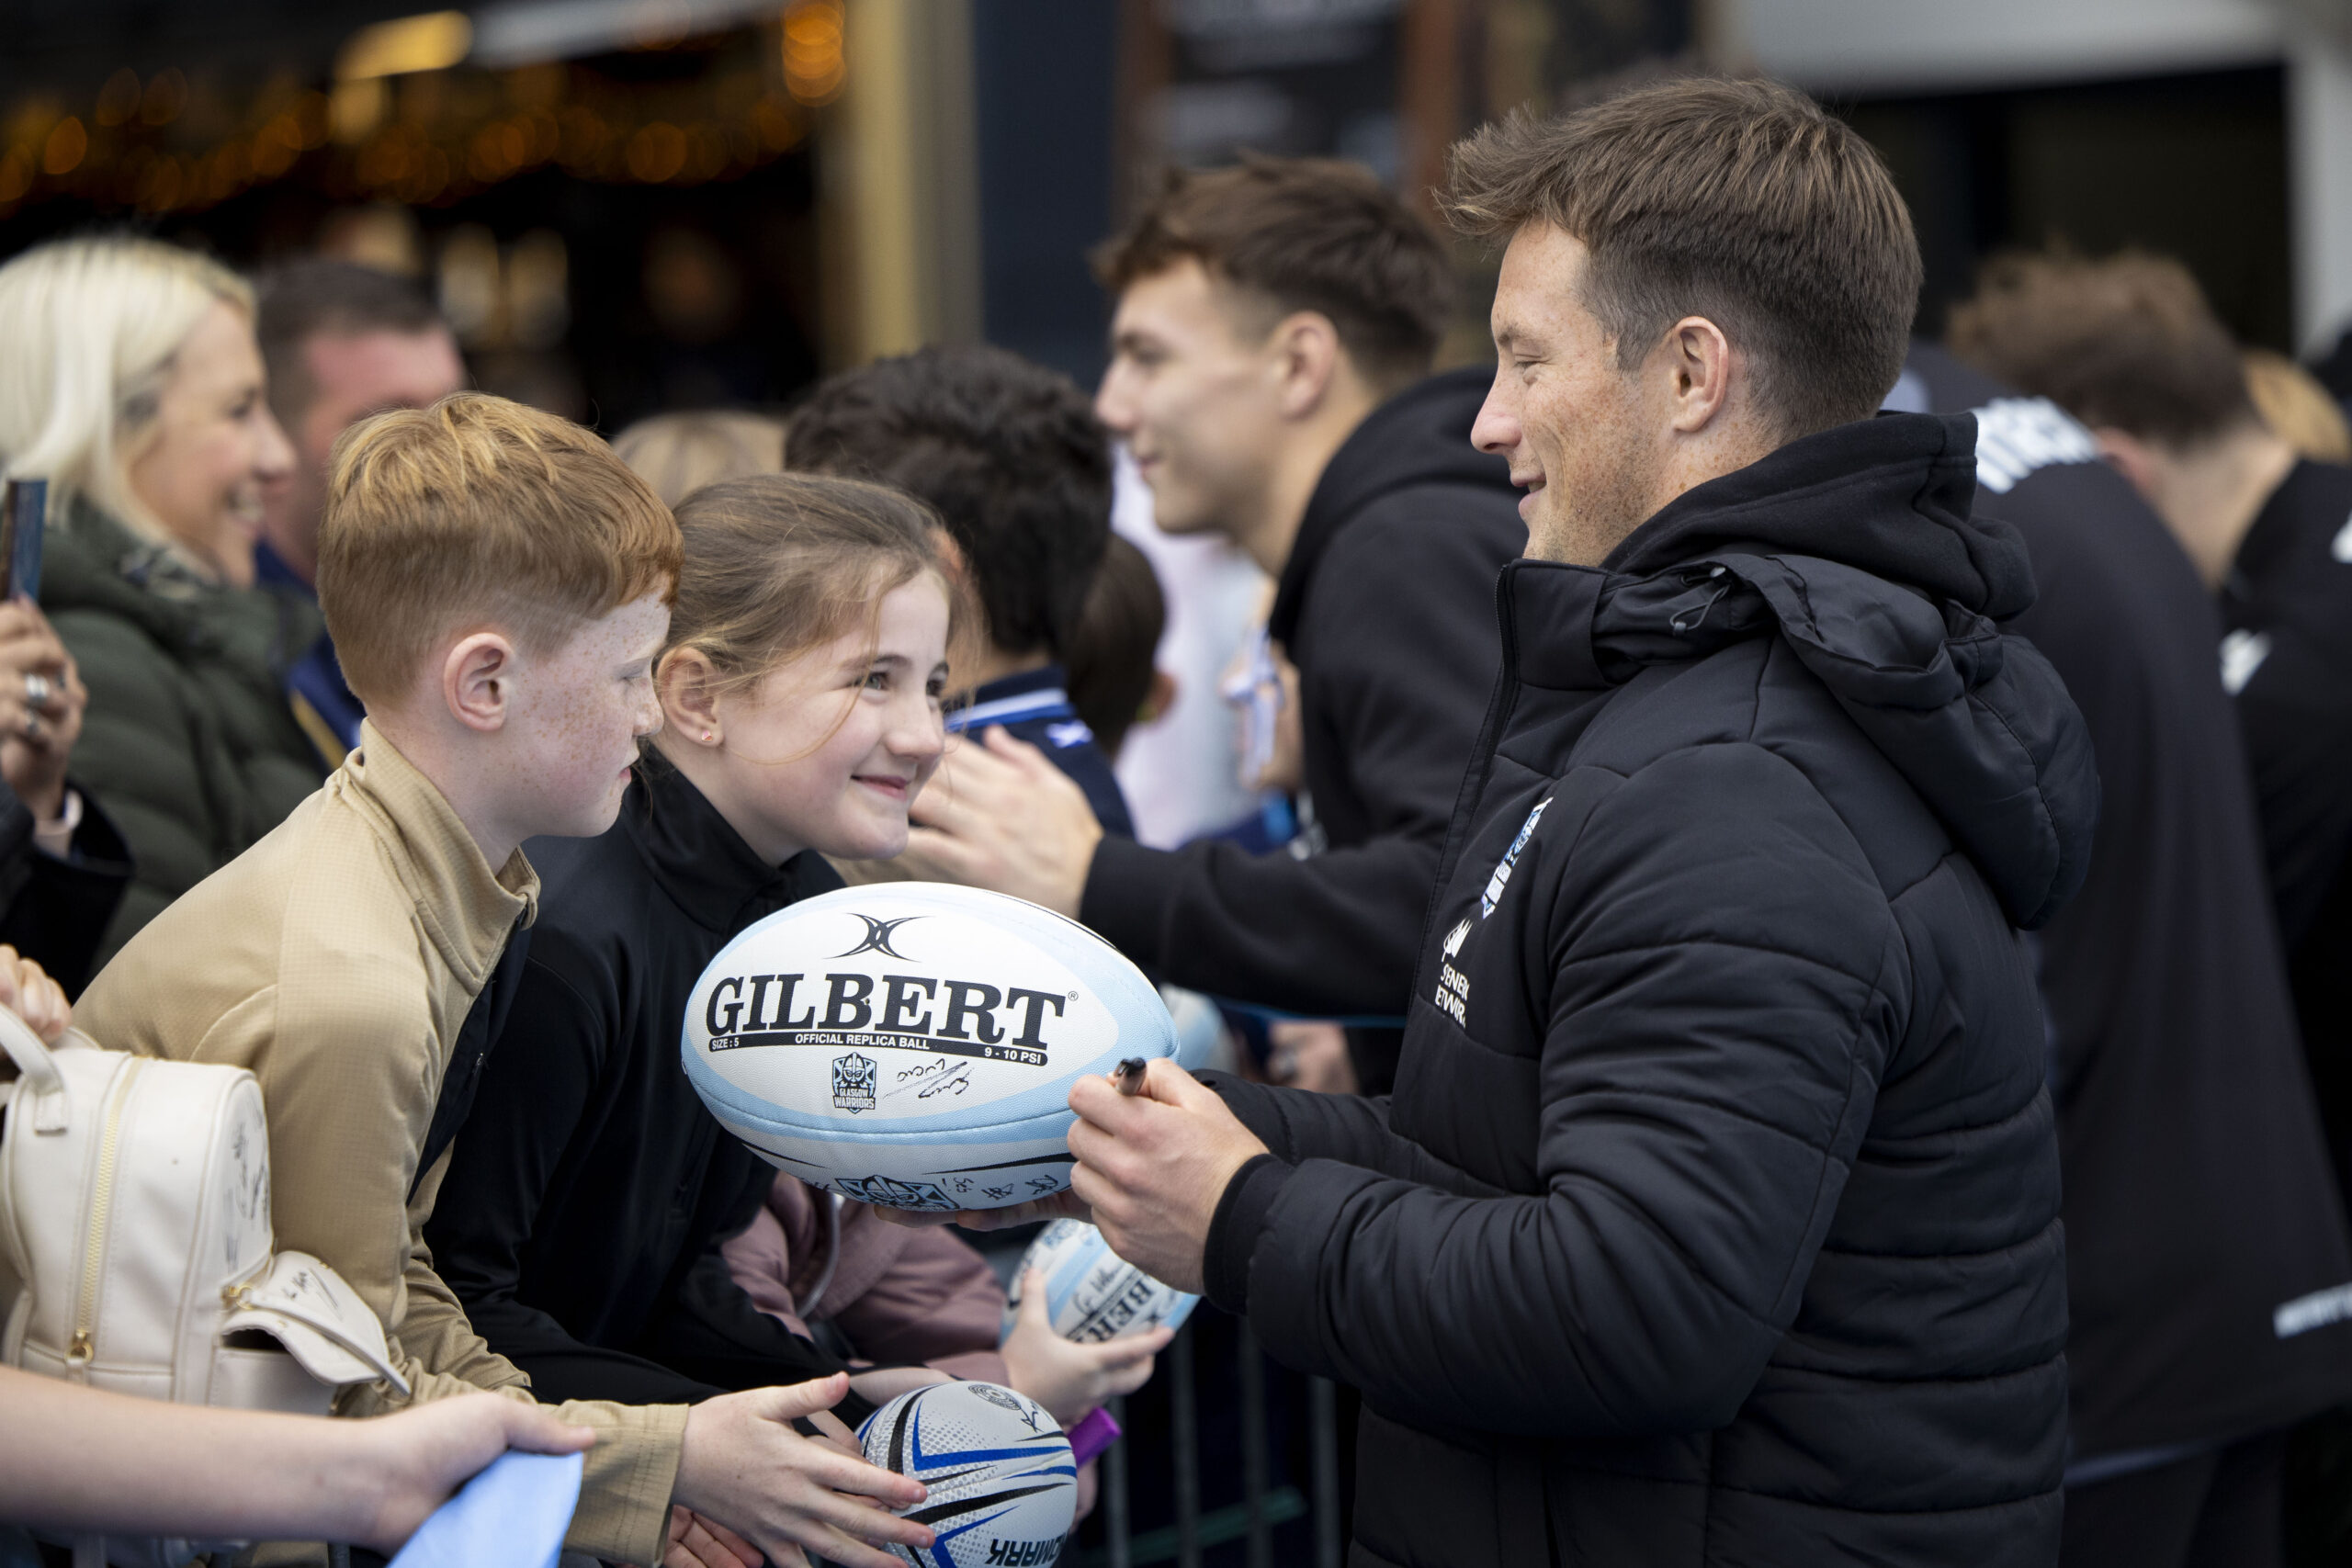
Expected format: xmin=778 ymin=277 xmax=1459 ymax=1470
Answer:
xmin=1081 ymin=833 xmax=1437 ymax=1018
xmin=0 ymin=778 xmax=132 ymax=998
xmin=1080 ymin=506 xmax=1501 ymax=1018
xmin=428 ymin=948 xmax=859 ymax=1409
xmin=1203 ymin=1072 xmax=1502 ymax=1195
xmin=517 ymin=1210 xmax=873 ymax=1416
xmin=632 ymin=1208 xmax=870 ymax=1408
xmin=1204 ymin=744 xmax=1904 ymax=1438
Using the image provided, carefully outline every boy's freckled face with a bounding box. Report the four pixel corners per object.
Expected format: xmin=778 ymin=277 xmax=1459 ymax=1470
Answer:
xmin=511 ymin=593 xmax=672 ymax=840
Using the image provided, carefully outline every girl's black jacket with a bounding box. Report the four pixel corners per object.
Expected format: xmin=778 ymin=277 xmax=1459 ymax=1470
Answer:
xmin=426 ymin=760 xmax=870 ymax=1420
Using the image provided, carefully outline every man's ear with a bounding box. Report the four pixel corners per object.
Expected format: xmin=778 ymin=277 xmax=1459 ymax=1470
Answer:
xmin=1660 ymin=315 xmax=1736 ymax=434
xmin=659 ymin=647 xmax=725 ymax=747
xmin=443 ymin=632 xmax=515 ymax=734
xmin=1269 ymin=310 xmax=1344 ymax=421
xmin=2094 ymin=427 xmax=2163 ymax=504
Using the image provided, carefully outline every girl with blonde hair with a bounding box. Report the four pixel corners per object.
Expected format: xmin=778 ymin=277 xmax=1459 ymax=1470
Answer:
xmin=0 ymin=235 xmax=321 ymax=958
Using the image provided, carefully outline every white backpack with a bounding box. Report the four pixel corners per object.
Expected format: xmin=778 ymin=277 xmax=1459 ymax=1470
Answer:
xmin=0 ymin=1008 xmax=408 ymax=1568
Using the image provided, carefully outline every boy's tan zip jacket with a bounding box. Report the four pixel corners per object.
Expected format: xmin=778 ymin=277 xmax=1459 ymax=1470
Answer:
xmin=75 ymin=720 xmax=682 ymax=1568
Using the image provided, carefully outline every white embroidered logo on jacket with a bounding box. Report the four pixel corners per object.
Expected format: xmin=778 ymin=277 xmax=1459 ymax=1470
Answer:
xmin=1481 ymin=797 xmax=1553 ymax=919
xmin=1442 ymin=918 xmax=1472 ymax=959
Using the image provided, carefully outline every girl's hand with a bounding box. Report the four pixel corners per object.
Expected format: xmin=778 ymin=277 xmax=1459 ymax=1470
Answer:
xmin=662 ymin=1506 xmax=761 ymax=1568
xmin=998 ymin=1269 xmax=1171 ymax=1429
xmin=869 ymin=1189 xmax=1089 ymax=1232
xmin=673 ymin=1374 xmax=933 ymax=1568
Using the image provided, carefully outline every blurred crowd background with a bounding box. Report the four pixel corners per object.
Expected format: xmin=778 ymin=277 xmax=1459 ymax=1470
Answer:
xmin=6 ymin=0 xmax=2349 ymax=851
xmin=6 ymin=0 xmax=2346 ymax=456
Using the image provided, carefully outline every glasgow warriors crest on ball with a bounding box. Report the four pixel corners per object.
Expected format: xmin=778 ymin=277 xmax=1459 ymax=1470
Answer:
xmin=831 ymin=1051 xmax=878 ymax=1112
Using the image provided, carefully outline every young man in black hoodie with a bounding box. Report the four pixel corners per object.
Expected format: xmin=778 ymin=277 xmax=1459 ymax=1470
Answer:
xmin=1025 ymin=80 xmax=2098 ymax=1565
xmin=895 ymin=156 xmax=1522 ymax=1092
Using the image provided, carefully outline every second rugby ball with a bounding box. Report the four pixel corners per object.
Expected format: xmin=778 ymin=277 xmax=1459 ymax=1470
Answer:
xmin=1002 ymin=1219 xmax=1199 ymax=1344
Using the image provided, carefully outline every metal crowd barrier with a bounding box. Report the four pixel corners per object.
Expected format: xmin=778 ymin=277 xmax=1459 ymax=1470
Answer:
xmin=1075 ymin=1314 xmax=1344 ymax=1568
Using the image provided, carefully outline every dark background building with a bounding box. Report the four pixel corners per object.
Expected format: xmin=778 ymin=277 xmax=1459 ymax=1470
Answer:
xmin=1 ymin=0 xmax=2334 ymax=423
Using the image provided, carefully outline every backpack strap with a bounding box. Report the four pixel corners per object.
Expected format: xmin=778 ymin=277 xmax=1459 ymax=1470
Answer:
xmin=0 ymin=1010 xmax=74 ymax=1134
xmin=408 ymin=919 xmax=532 ymax=1205
xmin=222 ymin=1249 xmax=409 ymax=1397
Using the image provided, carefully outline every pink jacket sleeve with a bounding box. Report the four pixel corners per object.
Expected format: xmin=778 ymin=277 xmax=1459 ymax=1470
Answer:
xmin=721 ymin=1176 xmax=1010 ymax=1384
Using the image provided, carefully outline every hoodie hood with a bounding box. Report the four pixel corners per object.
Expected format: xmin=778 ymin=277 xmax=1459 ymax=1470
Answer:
xmin=1269 ymin=366 xmax=1516 ymax=646
xmin=1539 ymin=412 xmax=2098 ymax=929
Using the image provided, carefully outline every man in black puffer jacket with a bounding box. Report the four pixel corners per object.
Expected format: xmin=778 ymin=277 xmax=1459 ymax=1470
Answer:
xmin=1042 ymin=80 xmax=2097 ymax=1565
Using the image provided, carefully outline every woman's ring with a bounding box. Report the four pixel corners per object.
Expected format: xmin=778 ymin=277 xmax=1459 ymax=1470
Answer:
xmin=22 ymin=672 xmax=51 ymax=708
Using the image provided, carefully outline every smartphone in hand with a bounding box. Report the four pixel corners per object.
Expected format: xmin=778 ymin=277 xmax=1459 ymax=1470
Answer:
xmin=0 ymin=479 xmax=44 ymax=602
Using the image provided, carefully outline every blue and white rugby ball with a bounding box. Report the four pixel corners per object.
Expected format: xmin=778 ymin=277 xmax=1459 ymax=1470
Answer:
xmin=683 ymin=884 xmax=1177 ymax=1211
xmin=1002 ymin=1219 xmax=1198 ymax=1345
xmin=857 ymin=1381 xmax=1076 ymax=1568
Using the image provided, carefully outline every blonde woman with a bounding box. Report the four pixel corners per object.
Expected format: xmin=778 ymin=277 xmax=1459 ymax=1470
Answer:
xmin=0 ymin=236 xmax=323 ymax=961
xmin=610 ymin=409 xmax=786 ymax=509
xmin=2244 ymin=346 xmax=2352 ymax=464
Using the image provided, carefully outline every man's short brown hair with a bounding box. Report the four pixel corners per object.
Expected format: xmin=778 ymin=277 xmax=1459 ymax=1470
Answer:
xmin=1093 ymin=155 xmax=1452 ymax=389
xmin=1443 ymin=76 xmax=1920 ymax=437
xmin=1946 ymin=250 xmax=2256 ymax=446
xmin=318 ymin=392 xmax=682 ymax=705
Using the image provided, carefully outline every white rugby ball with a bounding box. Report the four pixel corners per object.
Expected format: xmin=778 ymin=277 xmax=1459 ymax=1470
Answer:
xmin=857 ymin=1381 xmax=1076 ymax=1568
xmin=1001 ymin=1219 xmax=1199 ymax=1345
xmin=682 ymin=884 xmax=1177 ymax=1211
xmin=1161 ymin=984 xmax=1224 ymax=1073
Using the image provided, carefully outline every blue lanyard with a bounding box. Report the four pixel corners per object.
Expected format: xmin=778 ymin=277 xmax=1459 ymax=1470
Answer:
xmin=946 ymin=687 xmax=1075 ymax=734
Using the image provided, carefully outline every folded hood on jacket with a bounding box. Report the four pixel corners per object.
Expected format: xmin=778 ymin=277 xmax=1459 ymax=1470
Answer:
xmin=1577 ymin=411 xmax=2099 ymax=930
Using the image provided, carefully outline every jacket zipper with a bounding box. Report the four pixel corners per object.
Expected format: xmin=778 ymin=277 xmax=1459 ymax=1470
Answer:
xmin=64 ymin=1057 xmax=143 ymax=1376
